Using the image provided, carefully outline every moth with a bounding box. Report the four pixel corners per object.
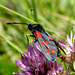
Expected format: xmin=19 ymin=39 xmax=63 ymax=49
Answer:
xmin=7 ymin=9 xmax=66 ymax=62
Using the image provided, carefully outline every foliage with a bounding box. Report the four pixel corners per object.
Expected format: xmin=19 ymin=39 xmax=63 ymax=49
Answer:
xmin=0 ymin=0 xmax=75 ymax=75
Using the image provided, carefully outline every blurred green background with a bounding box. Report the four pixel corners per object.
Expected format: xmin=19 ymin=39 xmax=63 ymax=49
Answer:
xmin=0 ymin=0 xmax=75 ymax=75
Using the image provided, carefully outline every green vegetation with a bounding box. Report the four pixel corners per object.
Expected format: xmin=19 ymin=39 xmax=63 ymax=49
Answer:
xmin=0 ymin=0 xmax=75 ymax=75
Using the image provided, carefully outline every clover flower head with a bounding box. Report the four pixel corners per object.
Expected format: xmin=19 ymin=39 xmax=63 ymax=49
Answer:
xmin=59 ymin=34 xmax=75 ymax=55
xmin=59 ymin=34 xmax=75 ymax=72
xmin=13 ymin=42 xmax=65 ymax=75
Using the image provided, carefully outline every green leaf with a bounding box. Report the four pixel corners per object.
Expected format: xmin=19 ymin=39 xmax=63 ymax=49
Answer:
xmin=0 ymin=34 xmax=23 ymax=53
xmin=0 ymin=60 xmax=19 ymax=75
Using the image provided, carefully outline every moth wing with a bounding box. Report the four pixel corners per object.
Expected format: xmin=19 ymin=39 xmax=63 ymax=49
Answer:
xmin=36 ymin=31 xmax=57 ymax=62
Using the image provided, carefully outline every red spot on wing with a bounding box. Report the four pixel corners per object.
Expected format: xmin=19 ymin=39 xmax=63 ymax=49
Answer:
xmin=40 ymin=42 xmax=44 ymax=45
xmin=45 ymin=49 xmax=50 ymax=53
xmin=48 ymin=35 xmax=53 ymax=40
xmin=34 ymin=32 xmax=37 ymax=38
xmin=45 ymin=40 xmax=49 ymax=45
xmin=51 ymin=50 xmax=55 ymax=54
xmin=36 ymin=31 xmax=42 ymax=38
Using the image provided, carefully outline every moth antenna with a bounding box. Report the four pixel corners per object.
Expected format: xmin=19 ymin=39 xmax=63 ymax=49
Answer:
xmin=30 ymin=8 xmax=34 ymax=25
xmin=7 ymin=9 xmax=34 ymax=25
xmin=7 ymin=22 xmax=29 ymax=25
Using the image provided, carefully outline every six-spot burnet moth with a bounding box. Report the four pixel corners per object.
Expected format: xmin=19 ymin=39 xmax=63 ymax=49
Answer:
xmin=7 ymin=9 xmax=66 ymax=62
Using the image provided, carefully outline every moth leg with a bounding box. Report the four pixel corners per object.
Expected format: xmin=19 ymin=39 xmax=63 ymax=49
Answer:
xmin=33 ymin=39 xmax=38 ymax=43
xmin=26 ymin=35 xmax=35 ymax=44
